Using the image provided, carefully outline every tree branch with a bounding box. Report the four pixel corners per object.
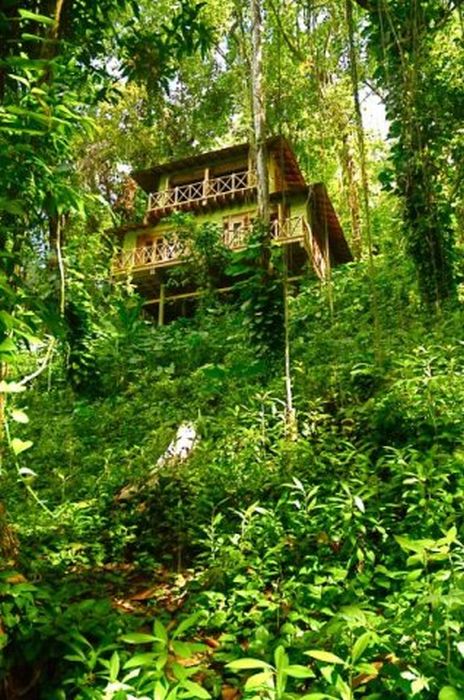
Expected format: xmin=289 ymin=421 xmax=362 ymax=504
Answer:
xmin=267 ymin=0 xmax=304 ymax=61
xmin=17 ymin=339 xmax=56 ymax=388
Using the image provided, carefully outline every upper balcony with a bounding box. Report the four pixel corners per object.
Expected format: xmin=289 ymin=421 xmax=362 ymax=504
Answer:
xmin=131 ymin=137 xmax=310 ymax=224
xmin=146 ymin=170 xmax=256 ymax=219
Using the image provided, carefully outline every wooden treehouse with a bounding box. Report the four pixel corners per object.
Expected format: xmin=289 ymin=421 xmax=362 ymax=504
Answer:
xmin=113 ymin=136 xmax=352 ymax=322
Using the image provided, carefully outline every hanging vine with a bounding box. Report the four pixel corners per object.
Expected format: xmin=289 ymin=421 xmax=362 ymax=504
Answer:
xmin=355 ymin=0 xmax=461 ymax=306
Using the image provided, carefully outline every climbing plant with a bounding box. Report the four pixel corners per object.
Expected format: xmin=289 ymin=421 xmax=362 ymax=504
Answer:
xmin=355 ymin=0 xmax=464 ymax=305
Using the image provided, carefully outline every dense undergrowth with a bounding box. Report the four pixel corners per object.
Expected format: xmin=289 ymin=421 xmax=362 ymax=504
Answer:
xmin=1 ymin=254 xmax=464 ymax=699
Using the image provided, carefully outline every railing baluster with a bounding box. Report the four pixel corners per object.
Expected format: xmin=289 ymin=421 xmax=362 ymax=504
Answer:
xmin=147 ymin=169 xmax=255 ymax=213
xmin=113 ymin=216 xmax=308 ymax=274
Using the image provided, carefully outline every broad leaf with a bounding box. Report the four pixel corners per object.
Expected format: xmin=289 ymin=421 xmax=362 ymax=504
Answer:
xmin=285 ymin=665 xmax=315 ymax=679
xmin=173 ymin=612 xmax=203 ymax=639
xmin=11 ymin=409 xmax=29 ymax=424
xmin=18 ymin=9 xmax=55 ymax=26
xmin=438 ymin=688 xmax=464 ymax=700
xmin=154 ymin=619 xmax=168 ymax=645
xmin=172 ymin=640 xmax=206 ymax=658
xmin=354 ymin=495 xmax=365 ymax=513
xmin=181 ymin=680 xmax=211 ymax=699
xmin=18 ymin=467 xmax=38 ymax=478
xmin=227 ymin=658 xmax=272 ymax=671
xmin=123 ymin=652 xmax=158 ymax=669
xmin=109 ymin=651 xmax=120 ymax=682
xmin=274 ymin=645 xmax=288 ymax=671
xmin=11 ymin=438 xmax=33 ymax=455
xmin=244 ymin=671 xmax=274 ymax=690
xmin=305 ymin=650 xmax=345 ymax=665
xmin=351 ymin=632 xmax=372 ymax=663
xmin=120 ymin=633 xmax=159 ymax=644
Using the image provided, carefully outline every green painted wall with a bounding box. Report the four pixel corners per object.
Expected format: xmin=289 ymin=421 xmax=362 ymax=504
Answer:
xmin=122 ymin=193 xmax=309 ymax=251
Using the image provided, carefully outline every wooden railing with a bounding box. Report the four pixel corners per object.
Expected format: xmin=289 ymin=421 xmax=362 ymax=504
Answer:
xmin=147 ymin=170 xmax=256 ymax=213
xmin=113 ymin=216 xmax=307 ymax=275
xmin=223 ymin=215 xmax=307 ymax=249
xmin=115 ymin=238 xmax=184 ymax=272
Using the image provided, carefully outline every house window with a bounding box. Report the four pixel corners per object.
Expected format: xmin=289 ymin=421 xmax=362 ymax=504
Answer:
xmin=223 ymin=212 xmax=252 ymax=248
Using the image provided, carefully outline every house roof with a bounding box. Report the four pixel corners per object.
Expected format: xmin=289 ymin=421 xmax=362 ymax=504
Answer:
xmin=309 ymin=183 xmax=353 ymax=265
xmin=132 ymin=135 xmax=306 ymax=193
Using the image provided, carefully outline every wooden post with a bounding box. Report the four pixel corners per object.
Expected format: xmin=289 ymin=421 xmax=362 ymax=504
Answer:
xmin=277 ymin=202 xmax=284 ymax=237
xmin=158 ymin=283 xmax=166 ymax=326
xmin=247 ymin=152 xmax=254 ymax=185
xmin=203 ymin=168 xmax=210 ymax=202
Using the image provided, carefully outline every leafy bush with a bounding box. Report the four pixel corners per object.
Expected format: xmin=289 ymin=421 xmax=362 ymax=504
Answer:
xmin=3 ymin=253 xmax=464 ymax=698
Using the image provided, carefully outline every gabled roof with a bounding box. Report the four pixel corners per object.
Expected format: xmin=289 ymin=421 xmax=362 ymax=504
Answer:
xmin=132 ymin=135 xmax=306 ymax=193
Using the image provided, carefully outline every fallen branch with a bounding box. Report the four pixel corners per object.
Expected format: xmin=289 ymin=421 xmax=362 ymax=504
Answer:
xmin=17 ymin=338 xmax=56 ymax=387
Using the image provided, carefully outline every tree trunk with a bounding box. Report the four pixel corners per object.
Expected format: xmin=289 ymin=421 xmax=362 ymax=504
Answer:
xmin=341 ymin=132 xmax=362 ymax=260
xmin=0 ymin=502 xmax=19 ymax=564
xmin=345 ymin=0 xmax=372 ymax=258
xmin=250 ymin=0 xmax=269 ymax=225
xmin=283 ymin=253 xmax=297 ymax=440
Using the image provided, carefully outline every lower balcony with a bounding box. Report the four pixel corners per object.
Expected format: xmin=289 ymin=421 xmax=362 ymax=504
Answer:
xmin=113 ymin=216 xmax=308 ymax=276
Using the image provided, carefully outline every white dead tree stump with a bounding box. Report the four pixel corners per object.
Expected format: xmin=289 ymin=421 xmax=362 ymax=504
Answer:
xmin=116 ymin=423 xmax=198 ymax=501
xmin=155 ymin=422 xmax=197 ymax=468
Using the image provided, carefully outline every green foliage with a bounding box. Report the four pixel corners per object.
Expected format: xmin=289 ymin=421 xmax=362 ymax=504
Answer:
xmin=227 ymin=222 xmax=285 ymax=362
xmin=0 ymin=571 xmax=128 ymax=696
xmin=121 ymin=1 xmax=214 ymax=91
xmin=60 ymin=614 xmax=213 ymax=699
xmin=361 ymin=0 xmax=464 ymax=304
xmin=2 ymin=1 xmax=464 ymax=698
xmin=3 ymin=250 xmax=464 ymax=697
xmin=165 ymin=213 xmax=231 ymax=296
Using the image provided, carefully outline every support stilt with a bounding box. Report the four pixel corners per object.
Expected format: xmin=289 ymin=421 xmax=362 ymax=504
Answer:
xmin=158 ymin=283 xmax=165 ymax=326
